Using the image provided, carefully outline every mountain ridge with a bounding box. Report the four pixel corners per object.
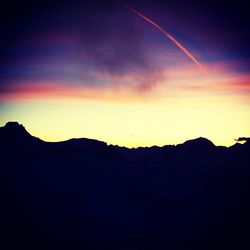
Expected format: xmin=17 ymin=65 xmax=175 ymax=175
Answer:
xmin=0 ymin=121 xmax=245 ymax=150
xmin=1 ymin=121 xmax=250 ymax=250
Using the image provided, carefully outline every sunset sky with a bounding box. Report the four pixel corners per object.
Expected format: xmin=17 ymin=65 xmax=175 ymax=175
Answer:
xmin=0 ymin=0 xmax=249 ymax=147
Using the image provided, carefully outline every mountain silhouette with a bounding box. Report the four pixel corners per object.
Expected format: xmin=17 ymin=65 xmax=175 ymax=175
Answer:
xmin=1 ymin=122 xmax=250 ymax=250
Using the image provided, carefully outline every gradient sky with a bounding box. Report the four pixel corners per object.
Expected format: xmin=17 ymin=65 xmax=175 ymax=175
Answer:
xmin=0 ymin=0 xmax=249 ymax=147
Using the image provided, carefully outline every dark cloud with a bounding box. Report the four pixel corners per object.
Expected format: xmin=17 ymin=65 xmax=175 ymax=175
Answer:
xmin=235 ymin=137 xmax=250 ymax=143
xmin=75 ymin=9 xmax=150 ymax=74
xmin=1 ymin=0 xmax=249 ymax=92
xmin=0 ymin=0 xmax=166 ymax=91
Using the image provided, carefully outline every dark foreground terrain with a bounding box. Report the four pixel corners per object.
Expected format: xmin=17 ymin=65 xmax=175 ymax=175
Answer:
xmin=1 ymin=122 xmax=250 ymax=250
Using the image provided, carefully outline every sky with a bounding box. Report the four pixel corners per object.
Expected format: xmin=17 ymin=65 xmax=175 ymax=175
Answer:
xmin=0 ymin=0 xmax=249 ymax=147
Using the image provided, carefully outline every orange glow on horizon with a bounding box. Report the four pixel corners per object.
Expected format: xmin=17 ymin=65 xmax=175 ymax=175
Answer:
xmin=0 ymin=60 xmax=249 ymax=148
xmin=0 ymin=60 xmax=249 ymax=102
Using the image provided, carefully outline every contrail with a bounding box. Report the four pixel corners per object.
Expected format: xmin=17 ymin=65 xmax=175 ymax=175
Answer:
xmin=123 ymin=3 xmax=212 ymax=77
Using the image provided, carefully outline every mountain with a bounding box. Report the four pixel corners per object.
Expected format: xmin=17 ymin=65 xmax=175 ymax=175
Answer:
xmin=0 ymin=121 xmax=40 ymax=143
xmin=1 ymin=122 xmax=250 ymax=250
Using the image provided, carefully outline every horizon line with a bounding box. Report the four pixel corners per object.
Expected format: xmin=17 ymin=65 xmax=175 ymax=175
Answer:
xmin=1 ymin=121 xmax=248 ymax=149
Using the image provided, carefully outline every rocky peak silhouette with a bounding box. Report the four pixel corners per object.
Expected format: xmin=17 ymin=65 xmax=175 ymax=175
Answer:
xmin=2 ymin=121 xmax=30 ymax=136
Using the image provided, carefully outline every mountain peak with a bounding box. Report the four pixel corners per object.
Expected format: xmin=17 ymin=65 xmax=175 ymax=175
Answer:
xmin=0 ymin=121 xmax=36 ymax=144
xmin=182 ymin=137 xmax=215 ymax=147
xmin=175 ymin=137 xmax=215 ymax=156
xmin=3 ymin=121 xmax=29 ymax=135
xmin=4 ymin=121 xmax=26 ymax=130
